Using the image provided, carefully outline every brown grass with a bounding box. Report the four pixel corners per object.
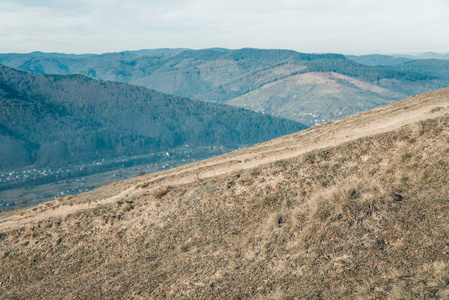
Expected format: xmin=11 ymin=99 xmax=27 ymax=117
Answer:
xmin=1 ymin=89 xmax=449 ymax=299
xmin=151 ymin=186 xmax=171 ymax=199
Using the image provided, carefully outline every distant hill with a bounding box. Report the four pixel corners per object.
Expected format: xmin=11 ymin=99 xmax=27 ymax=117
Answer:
xmin=387 ymin=52 xmax=449 ymax=60
xmin=1 ymin=48 xmax=449 ymax=126
xmin=1 ymin=86 xmax=448 ymax=299
xmin=415 ymin=51 xmax=449 ymax=60
xmin=0 ymin=65 xmax=306 ymax=171
xmin=345 ymin=54 xmax=412 ymax=66
xmin=378 ymin=59 xmax=449 ymax=80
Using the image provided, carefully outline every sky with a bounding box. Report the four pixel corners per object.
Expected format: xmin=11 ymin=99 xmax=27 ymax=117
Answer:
xmin=0 ymin=0 xmax=448 ymax=55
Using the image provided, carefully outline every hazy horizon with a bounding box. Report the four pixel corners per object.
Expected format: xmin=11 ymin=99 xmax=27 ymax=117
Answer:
xmin=0 ymin=0 xmax=448 ymax=55
xmin=1 ymin=47 xmax=448 ymax=57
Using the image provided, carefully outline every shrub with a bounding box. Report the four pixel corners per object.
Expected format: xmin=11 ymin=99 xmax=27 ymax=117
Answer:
xmin=151 ymin=186 xmax=170 ymax=199
xmin=121 ymin=203 xmax=133 ymax=212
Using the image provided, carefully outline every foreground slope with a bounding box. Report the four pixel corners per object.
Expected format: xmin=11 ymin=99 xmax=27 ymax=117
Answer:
xmin=0 ymin=65 xmax=305 ymax=170
xmin=0 ymin=88 xmax=449 ymax=299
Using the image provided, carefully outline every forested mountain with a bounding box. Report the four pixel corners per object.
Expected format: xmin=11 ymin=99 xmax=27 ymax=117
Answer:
xmin=345 ymin=54 xmax=412 ymax=66
xmin=0 ymin=65 xmax=306 ymax=170
xmin=378 ymin=59 xmax=449 ymax=80
xmin=1 ymin=48 xmax=448 ymax=126
xmin=346 ymin=54 xmax=449 ymax=81
xmin=346 ymin=52 xmax=449 ymax=65
xmin=415 ymin=52 xmax=449 ymax=60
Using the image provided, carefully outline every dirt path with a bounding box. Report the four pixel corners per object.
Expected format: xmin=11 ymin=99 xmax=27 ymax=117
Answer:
xmin=0 ymin=186 xmax=139 ymax=232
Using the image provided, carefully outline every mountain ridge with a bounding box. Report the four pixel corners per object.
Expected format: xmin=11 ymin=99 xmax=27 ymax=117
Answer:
xmin=0 ymin=64 xmax=306 ymax=171
xmin=3 ymin=48 xmax=447 ymax=126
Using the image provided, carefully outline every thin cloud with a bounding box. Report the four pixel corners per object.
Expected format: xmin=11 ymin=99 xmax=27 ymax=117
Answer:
xmin=0 ymin=0 xmax=448 ymax=54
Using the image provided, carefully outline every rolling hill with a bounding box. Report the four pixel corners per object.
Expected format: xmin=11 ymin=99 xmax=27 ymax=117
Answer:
xmin=345 ymin=54 xmax=412 ymax=66
xmin=2 ymin=48 xmax=448 ymax=126
xmin=415 ymin=52 xmax=449 ymax=60
xmin=379 ymin=59 xmax=449 ymax=81
xmin=1 ymin=87 xmax=448 ymax=298
xmin=346 ymin=52 xmax=449 ymax=65
xmin=0 ymin=65 xmax=306 ymax=171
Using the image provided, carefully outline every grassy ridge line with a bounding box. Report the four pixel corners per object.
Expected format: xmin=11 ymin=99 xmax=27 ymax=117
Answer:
xmin=1 ymin=88 xmax=448 ymax=232
xmin=0 ymin=99 xmax=449 ymax=298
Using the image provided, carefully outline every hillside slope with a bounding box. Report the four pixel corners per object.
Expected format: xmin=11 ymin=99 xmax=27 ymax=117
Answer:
xmin=227 ymin=72 xmax=397 ymax=124
xmin=2 ymin=49 xmax=448 ymax=126
xmin=0 ymin=88 xmax=449 ymax=299
xmin=0 ymin=65 xmax=305 ymax=170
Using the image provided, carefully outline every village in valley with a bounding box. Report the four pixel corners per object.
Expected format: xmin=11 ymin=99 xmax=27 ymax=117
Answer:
xmin=0 ymin=145 xmax=232 ymax=211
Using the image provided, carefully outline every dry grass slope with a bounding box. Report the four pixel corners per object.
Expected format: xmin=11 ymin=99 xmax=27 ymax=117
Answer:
xmin=1 ymin=88 xmax=449 ymax=299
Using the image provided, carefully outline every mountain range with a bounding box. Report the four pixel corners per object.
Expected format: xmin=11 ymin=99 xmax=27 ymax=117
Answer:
xmin=0 ymin=65 xmax=305 ymax=171
xmin=347 ymin=52 xmax=449 ymax=65
xmin=2 ymin=48 xmax=448 ymax=126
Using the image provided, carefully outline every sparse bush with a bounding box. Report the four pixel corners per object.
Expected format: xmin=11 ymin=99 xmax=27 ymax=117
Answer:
xmin=269 ymin=212 xmax=287 ymax=228
xmin=249 ymin=169 xmax=260 ymax=177
xmin=303 ymin=153 xmax=316 ymax=164
xmin=151 ymin=186 xmax=170 ymax=199
xmin=121 ymin=203 xmax=133 ymax=212
xmin=309 ymin=185 xmax=360 ymax=222
xmin=400 ymin=152 xmax=412 ymax=163
xmin=313 ymin=198 xmax=334 ymax=222
xmin=180 ymin=244 xmax=189 ymax=253
xmin=0 ymin=249 xmax=9 ymax=259
xmin=387 ymin=282 xmax=414 ymax=300
xmin=20 ymin=193 xmax=29 ymax=208
xmin=320 ymin=179 xmax=330 ymax=187
xmin=418 ymin=122 xmax=425 ymax=136
xmin=399 ymin=176 xmax=409 ymax=185
xmin=430 ymin=106 xmax=444 ymax=113
xmin=427 ymin=262 xmax=449 ymax=289
xmin=263 ymin=195 xmax=279 ymax=207
xmin=138 ymin=168 xmax=146 ymax=176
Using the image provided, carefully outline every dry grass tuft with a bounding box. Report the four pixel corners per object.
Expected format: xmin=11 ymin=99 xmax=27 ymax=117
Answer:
xmin=0 ymin=249 xmax=9 ymax=259
xmin=387 ymin=282 xmax=414 ymax=300
xmin=151 ymin=186 xmax=171 ymax=199
xmin=430 ymin=106 xmax=444 ymax=113
xmin=121 ymin=203 xmax=133 ymax=212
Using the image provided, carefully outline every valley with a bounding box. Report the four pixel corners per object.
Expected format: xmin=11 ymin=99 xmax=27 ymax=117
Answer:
xmin=0 ymin=63 xmax=305 ymax=207
xmin=2 ymin=48 xmax=449 ymax=212
xmin=0 ymin=145 xmax=235 ymax=211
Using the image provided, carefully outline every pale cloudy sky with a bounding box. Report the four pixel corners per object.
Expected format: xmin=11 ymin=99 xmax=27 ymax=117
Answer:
xmin=0 ymin=0 xmax=448 ymax=55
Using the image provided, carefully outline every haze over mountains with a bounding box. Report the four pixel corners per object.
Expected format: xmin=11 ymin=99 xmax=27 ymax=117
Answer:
xmin=1 ymin=48 xmax=448 ymax=126
xmin=1 ymin=86 xmax=448 ymax=298
xmin=0 ymin=65 xmax=305 ymax=171
xmin=400 ymin=51 xmax=449 ymax=60
xmin=346 ymin=52 xmax=449 ymax=65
